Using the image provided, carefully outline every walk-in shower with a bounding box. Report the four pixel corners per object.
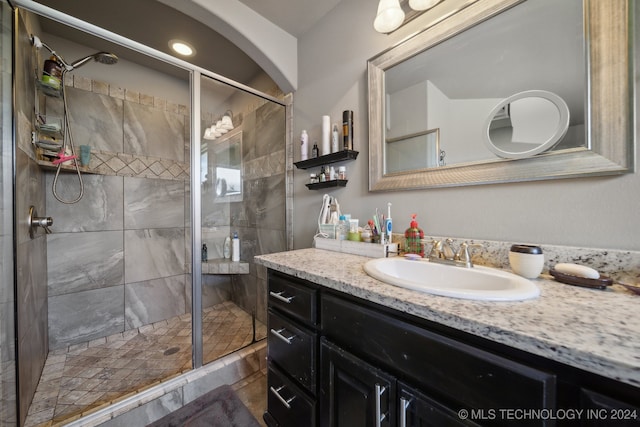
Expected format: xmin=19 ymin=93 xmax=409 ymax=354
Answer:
xmin=3 ymin=3 xmax=288 ymax=426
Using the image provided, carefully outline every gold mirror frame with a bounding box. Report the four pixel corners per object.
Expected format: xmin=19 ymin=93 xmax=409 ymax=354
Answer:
xmin=368 ymin=0 xmax=634 ymax=191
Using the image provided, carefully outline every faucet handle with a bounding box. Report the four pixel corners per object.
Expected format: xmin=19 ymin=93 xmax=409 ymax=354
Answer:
xmin=441 ymin=238 xmax=455 ymax=260
xmin=456 ymin=242 xmax=483 ymax=268
xmin=425 ymin=239 xmax=441 ymax=259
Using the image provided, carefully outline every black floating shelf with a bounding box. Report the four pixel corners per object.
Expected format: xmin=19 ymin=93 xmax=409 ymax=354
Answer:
xmin=305 ymin=179 xmax=348 ymax=190
xmin=294 ymin=150 xmax=358 ymax=170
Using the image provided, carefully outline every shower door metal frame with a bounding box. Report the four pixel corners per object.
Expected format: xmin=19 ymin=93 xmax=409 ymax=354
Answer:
xmin=11 ymin=0 xmax=287 ymax=372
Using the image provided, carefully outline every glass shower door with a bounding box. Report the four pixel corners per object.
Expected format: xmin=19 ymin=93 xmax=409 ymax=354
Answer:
xmin=199 ymin=74 xmax=286 ymax=366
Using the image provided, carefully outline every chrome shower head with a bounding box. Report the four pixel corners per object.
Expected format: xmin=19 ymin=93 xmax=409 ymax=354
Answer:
xmin=67 ymin=52 xmax=118 ymax=71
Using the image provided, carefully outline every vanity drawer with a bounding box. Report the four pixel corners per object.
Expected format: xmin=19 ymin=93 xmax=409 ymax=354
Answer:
xmin=321 ymin=293 xmax=556 ymax=413
xmin=268 ymin=270 xmax=318 ymax=326
xmin=268 ymin=364 xmax=316 ymax=427
xmin=268 ymin=309 xmax=317 ymax=392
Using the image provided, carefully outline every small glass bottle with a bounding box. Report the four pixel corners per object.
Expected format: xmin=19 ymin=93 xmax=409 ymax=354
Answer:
xmin=201 ymin=243 xmax=208 ymax=262
xmin=319 ymin=166 xmax=326 ymax=182
xmin=311 ymin=143 xmax=319 ymax=158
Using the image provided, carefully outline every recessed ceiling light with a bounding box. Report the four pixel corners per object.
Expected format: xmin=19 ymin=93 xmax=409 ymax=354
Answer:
xmin=169 ymin=39 xmax=195 ymax=57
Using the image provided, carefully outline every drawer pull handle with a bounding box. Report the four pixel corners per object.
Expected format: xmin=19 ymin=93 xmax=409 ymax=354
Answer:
xmin=270 ymin=291 xmax=295 ymax=304
xmin=399 ymin=397 xmax=411 ymax=427
xmin=375 ymin=384 xmax=387 ymax=427
xmin=270 ymin=328 xmax=295 ymax=344
xmin=270 ymin=385 xmax=296 ymax=409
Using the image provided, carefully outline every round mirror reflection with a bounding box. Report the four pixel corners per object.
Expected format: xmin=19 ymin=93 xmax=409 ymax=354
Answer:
xmin=483 ymin=90 xmax=570 ymax=159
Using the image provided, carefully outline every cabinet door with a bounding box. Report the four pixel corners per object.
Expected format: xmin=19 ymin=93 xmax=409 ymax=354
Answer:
xmin=398 ymin=382 xmax=481 ymax=427
xmin=580 ymin=388 xmax=640 ymax=427
xmin=320 ymin=339 xmax=395 ymax=427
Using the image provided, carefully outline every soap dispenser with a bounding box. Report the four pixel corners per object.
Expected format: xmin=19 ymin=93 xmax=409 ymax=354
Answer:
xmin=405 ymin=214 xmax=425 ymax=257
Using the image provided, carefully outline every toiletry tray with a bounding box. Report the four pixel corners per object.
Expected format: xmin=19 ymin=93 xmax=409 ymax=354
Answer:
xmin=314 ymin=236 xmax=398 ymax=258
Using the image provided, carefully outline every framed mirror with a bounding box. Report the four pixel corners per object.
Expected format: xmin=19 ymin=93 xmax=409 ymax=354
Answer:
xmin=368 ymin=0 xmax=634 ymax=191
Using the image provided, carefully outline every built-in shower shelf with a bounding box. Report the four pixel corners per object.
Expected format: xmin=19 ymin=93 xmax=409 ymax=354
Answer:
xmin=36 ymin=159 xmax=95 ymax=174
xmin=203 ymin=259 xmax=249 ymax=275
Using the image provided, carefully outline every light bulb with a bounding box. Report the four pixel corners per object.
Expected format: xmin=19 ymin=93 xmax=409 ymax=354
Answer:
xmin=408 ymin=0 xmax=441 ymax=11
xmin=374 ymin=0 xmax=405 ymax=33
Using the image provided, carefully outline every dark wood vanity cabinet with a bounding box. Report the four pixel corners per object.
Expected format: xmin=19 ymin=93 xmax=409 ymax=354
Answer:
xmin=264 ymin=270 xmax=640 ymax=427
xmin=265 ymin=271 xmax=319 ymax=427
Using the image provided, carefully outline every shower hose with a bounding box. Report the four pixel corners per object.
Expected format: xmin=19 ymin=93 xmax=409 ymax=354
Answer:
xmin=52 ymin=68 xmax=84 ymax=204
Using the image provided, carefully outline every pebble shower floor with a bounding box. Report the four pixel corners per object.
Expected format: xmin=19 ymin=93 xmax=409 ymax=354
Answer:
xmin=24 ymin=301 xmax=267 ymax=426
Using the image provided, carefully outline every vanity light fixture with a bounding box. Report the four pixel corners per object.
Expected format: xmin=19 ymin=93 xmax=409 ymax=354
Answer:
xmin=375 ymin=0 xmax=446 ymax=33
xmin=169 ymin=39 xmax=196 ymax=57
xmin=202 ymin=111 xmax=235 ymax=140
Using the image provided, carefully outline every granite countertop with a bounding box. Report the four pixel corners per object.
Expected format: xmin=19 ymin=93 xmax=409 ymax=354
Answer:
xmin=255 ymin=248 xmax=640 ymax=388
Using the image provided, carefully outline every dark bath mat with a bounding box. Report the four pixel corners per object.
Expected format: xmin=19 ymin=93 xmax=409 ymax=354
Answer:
xmin=147 ymin=384 xmax=261 ymax=427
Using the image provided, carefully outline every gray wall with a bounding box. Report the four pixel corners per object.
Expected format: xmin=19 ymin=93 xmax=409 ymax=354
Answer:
xmin=292 ymin=0 xmax=640 ymax=252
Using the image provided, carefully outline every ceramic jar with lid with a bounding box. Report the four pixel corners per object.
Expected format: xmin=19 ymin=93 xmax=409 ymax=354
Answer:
xmin=509 ymin=244 xmax=544 ymax=278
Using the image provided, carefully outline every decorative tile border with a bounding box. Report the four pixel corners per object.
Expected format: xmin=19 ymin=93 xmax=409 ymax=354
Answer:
xmin=88 ymin=150 xmax=190 ymax=181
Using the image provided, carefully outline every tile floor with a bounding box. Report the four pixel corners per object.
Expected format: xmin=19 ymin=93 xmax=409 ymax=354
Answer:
xmin=24 ymin=301 xmax=267 ymax=427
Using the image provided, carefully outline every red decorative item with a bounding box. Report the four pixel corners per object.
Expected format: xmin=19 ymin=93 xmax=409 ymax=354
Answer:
xmin=404 ymin=214 xmax=424 ymax=257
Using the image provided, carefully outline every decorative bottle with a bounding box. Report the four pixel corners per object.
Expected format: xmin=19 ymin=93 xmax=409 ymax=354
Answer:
xmin=405 ymin=214 xmax=425 ymax=257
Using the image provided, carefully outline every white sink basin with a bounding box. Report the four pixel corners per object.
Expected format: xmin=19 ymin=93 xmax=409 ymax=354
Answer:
xmin=363 ymin=257 xmax=540 ymax=301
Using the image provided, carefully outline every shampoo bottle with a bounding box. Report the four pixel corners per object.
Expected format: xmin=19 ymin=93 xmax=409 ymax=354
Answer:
xmin=300 ymin=130 xmax=309 ymax=161
xmin=223 ymin=236 xmax=231 ymax=259
xmin=331 ymin=124 xmax=340 ymax=153
xmin=232 ymin=232 xmax=240 ymax=262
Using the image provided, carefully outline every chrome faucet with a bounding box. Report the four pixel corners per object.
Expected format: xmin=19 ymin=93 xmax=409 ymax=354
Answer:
xmin=425 ymin=239 xmax=483 ymax=268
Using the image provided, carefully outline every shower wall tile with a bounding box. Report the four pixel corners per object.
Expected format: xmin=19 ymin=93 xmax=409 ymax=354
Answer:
xmin=124 ymin=228 xmax=186 ymax=284
xmin=255 ymin=102 xmax=286 ymax=159
xmin=15 ymin=147 xmax=46 ymax=246
xmin=48 ymin=285 xmax=124 ymax=349
xmin=47 ymin=231 xmax=124 ymax=297
xmin=0 ymin=301 xmax=15 ymax=361
xmin=49 ymin=87 xmax=124 ymax=153
xmin=231 ymin=274 xmax=257 ymax=317
xmin=45 ymin=174 xmax=124 ymax=232
xmin=124 ymin=275 xmax=187 ymax=329
xmin=202 ymin=274 xmax=232 ymax=309
xmin=124 ymin=177 xmax=185 ymax=229
xmin=124 ymin=101 xmax=185 ymax=161
xmin=233 ymin=174 xmax=285 ymax=231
